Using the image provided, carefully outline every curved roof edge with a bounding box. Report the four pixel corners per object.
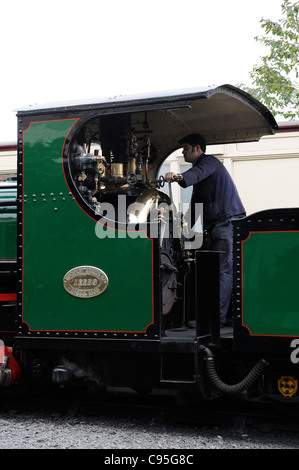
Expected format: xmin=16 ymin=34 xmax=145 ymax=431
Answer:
xmin=15 ymin=84 xmax=278 ymax=146
xmin=213 ymin=84 xmax=278 ymax=131
xmin=15 ymin=84 xmax=276 ymax=127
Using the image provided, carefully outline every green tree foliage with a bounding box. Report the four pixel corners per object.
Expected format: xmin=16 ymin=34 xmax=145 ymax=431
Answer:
xmin=239 ymin=0 xmax=299 ymax=120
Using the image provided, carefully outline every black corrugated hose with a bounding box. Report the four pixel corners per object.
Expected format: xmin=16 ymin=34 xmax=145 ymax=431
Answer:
xmin=203 ymin=347 xmax=269 ymax=394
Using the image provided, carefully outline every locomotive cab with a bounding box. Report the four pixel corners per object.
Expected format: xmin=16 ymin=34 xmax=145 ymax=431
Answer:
xmin=0 ymin=85 xmax=286 ymax=400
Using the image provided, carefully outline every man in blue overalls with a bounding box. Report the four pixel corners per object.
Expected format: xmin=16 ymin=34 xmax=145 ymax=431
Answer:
xmin=164 ymin=134 xmax=245 ymax=327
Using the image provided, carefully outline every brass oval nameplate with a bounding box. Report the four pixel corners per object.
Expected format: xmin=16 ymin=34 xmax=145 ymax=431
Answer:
xmin=63 ymin=266 xmax=108 ymax=298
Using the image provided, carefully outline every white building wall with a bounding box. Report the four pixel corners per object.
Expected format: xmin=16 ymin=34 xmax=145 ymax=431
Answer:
xmin=159 ymin=127 xmax=299 ymax=217
xmin=0 ymin=145 xmax=17 ymax=179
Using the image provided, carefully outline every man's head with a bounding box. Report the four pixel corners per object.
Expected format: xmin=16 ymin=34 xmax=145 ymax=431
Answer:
xmin=178 ymin=133 xmax=206 ymax=152
xmin=178 ymin=133 xmax=206 ymax=163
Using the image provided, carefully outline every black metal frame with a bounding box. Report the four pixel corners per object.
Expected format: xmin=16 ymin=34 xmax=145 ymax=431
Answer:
xmin=195 ymin=250 xmax=220 ymax=347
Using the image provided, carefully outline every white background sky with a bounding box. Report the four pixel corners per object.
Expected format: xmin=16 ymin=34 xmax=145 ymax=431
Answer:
xmin=1 ymin=0 xmax=284 ymax=142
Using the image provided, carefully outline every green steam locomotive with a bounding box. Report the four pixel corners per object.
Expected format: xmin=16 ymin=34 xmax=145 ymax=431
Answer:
xmin=0 ymin=85 xmax=298 ymax=402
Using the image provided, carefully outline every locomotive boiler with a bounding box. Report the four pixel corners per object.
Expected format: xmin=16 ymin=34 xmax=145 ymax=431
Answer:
xmin=1 ymin=85 xmax=298 ymax=402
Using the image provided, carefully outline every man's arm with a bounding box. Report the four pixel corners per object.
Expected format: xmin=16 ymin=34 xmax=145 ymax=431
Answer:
xmin=164 ymin=172 xmax=184 ymax=183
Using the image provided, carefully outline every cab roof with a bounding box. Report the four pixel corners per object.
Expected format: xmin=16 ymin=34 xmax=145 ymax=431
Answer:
xmin=17 ymin=84 xmax=277 ymax=151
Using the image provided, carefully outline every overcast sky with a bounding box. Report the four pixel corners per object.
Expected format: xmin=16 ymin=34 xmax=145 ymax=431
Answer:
xmin=1 ymin=0 xmax=284 ymax=142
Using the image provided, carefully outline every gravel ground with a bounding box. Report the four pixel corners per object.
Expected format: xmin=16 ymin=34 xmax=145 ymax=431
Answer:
xmin=0 ymin=410 xmax=298 ymax=449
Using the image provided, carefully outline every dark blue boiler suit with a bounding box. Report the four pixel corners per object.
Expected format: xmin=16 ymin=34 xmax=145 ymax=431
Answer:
xmin=179 ymin=153 xmax=245 ymax=326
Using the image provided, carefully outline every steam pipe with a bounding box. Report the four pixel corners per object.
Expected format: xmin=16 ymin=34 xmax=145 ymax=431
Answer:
xmin=202 ymin=347 xmax=268 ymax=394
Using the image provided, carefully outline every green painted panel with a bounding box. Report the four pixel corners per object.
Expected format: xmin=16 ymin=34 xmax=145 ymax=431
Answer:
xmin=22 ymin=119 xmax=154 ymax=332
xmin=23 ymin=120 xmax=77 ymax=197
xmin=242 ymin=231 xmax=299 ymax=336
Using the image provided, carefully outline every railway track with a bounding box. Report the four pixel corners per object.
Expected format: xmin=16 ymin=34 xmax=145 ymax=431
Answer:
xmin=1 ymin=385 xmax=298 ymax=433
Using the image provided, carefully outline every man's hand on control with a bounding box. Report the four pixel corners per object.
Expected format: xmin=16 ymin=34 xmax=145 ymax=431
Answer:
xmin=164 ymin=172 xmax=183 ymax=182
